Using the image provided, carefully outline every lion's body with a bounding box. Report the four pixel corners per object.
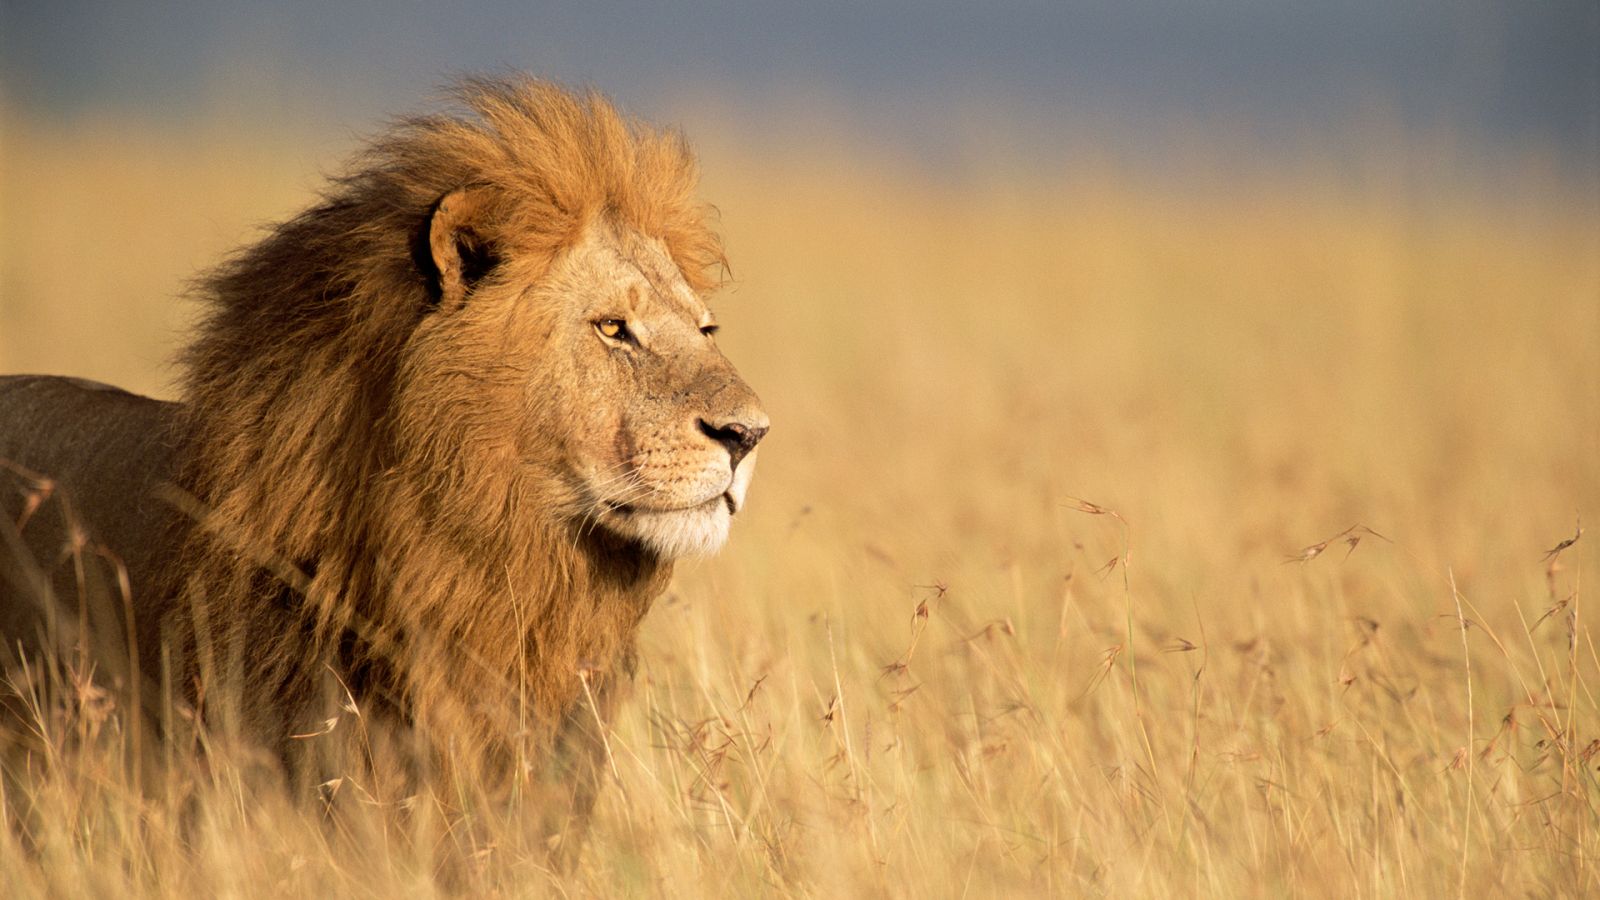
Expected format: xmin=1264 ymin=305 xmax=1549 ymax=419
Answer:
xmin=0 ymin=377 xmax=180 ymax=719
xmin=0 ymin=78 xmax=767 ymax=846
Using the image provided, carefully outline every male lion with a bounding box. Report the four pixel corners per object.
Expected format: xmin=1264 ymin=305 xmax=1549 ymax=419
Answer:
xmin=0 ymin=77 xmax=767 ymax=850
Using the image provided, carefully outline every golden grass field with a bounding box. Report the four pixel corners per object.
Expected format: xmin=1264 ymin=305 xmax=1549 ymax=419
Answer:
xmin=1 ymin=109 xmax=1598 ymax=897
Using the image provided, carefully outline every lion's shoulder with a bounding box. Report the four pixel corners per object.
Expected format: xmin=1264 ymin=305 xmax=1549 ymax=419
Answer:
xmin=0 ymin=374 xmax=178 ymax=457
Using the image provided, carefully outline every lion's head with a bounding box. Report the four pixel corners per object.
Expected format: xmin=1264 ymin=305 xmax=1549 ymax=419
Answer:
xmin=183 ymin=78 xmax=766 ymax=578
xmin=403 ymin=198 xmax=767 ymax=560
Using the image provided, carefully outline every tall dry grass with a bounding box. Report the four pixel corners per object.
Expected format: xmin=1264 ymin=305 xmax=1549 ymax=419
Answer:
xmin=2 ymin=110 xmax=1598 ymax=897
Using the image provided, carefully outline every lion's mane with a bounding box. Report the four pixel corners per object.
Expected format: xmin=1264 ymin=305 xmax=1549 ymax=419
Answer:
xmin=171 ymin=77 xmax=724 ymax=778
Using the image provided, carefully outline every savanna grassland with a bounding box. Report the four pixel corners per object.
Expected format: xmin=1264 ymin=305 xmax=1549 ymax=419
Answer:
xmin=1 ymin=109 xmax=1598 ymax=897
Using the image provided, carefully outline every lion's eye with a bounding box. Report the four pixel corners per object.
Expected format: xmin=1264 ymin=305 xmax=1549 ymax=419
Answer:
xmin=700 ymin=324 xmax=720 ymax=337
xmin=596 ymin=319 xmax=631 ymax=342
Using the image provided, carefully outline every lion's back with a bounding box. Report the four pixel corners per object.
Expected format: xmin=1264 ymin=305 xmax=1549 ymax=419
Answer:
xmin=0 ymin=375 xmax=184 ymax=691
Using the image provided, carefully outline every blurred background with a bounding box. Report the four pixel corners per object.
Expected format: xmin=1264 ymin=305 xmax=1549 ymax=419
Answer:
xmin=2 ymin=3 xmax=1599 ymax=895
xmin=3 ymin=2 xmax=1596 ymax=395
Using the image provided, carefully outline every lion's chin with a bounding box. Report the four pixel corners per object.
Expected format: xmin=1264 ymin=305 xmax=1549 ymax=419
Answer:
xmin=607 ymin=494 xmax=732 ymax=559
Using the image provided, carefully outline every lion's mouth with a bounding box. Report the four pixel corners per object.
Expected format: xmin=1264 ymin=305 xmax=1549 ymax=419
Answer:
xmin=609 ymin=491 xmax=735 ymax=517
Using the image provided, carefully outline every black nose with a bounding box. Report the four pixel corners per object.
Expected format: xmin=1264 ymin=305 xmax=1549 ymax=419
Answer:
xmin=699 ymin=418 xmax=768 ymax=470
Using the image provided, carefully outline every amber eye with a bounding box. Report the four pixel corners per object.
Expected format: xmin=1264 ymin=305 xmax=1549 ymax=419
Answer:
xmin=595 ymin=319 xmax=630 ymax=341
xmin=700 ymin=324 xmax=720 ymax=336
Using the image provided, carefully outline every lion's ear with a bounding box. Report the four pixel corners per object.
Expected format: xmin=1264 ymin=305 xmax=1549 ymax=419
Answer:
xmin=424 ymin=187 xmax=500 ymax=310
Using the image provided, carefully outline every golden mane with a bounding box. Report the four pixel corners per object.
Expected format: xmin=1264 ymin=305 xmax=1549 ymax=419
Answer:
xmin=170 ymin=77 xmax=723 ymax=789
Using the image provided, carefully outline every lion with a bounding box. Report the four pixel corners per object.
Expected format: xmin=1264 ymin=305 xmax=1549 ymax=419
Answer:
xmin=0 ymin=76 xmax=767 ymax=852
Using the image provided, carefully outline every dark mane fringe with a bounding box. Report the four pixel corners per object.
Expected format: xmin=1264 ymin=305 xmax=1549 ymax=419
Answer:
xmin=170 ymin=77 xmax=713 ymax=775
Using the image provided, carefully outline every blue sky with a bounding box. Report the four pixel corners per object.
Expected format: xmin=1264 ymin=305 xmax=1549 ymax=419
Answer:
xmin=3 ymin=2 xmax=1597 ymax=176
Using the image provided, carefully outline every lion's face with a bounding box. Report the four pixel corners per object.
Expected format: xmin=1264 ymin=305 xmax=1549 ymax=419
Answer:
xmin=501 ymin=219 xmax=767 ymax=559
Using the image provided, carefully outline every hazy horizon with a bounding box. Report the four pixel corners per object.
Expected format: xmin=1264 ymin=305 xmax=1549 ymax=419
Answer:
xmin=3 ymin=2 xmax=1596 ymax=187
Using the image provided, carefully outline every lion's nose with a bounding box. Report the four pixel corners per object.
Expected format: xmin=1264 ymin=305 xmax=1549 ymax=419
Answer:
xmin=698 ymin=417 xmax=769 ymax=471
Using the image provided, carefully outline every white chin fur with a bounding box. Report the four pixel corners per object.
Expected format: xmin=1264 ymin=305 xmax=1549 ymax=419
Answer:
xmin=618 ymin=500 xmax=731 ymax=558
